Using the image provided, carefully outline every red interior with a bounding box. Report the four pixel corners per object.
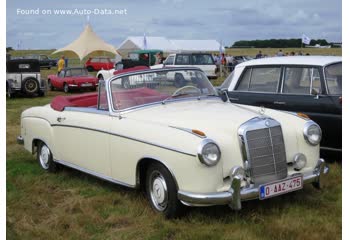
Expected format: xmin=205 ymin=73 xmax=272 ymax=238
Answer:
xmin=51 ymin=87 xmax=169 ymax=111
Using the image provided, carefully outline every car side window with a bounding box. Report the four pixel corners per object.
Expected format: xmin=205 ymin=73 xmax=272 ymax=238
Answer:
xmin=100 ymin=58 xmax=109 ymax=63
xmin=175 ymin=55 xmax=190 ymax=65
xmin=236 ymin=67 xmax=280 ymax=92
xmin=283 ymin=67 xmax=321 ymax=95
xmin=249 ymin=67 xmax=280 ymax=92
xmin=325 ymin=63 xmax=342 ymax=95
xmin=164 ymin=56 xmax=174 ymax=65
xmin=236 ymin=68 xmax=251 ymax=91
xmin=90 ymin=58 xmax=99 ymax=63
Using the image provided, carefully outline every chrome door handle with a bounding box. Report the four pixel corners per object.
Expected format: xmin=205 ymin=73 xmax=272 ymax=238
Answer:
xmin=57 ymin=117 xmax=66 ymax=122
xmin=273 ymin=101 xmax=286 ymax=105
xmin=229 ymin=97 xmax=239 ymax=101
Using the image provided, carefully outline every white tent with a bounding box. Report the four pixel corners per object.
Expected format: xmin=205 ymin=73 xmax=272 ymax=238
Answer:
xmin=53 ymin=24 xmax=118 ymax=60
xmin=117 ymin=37 xmax=221 ymax=54
xmin=117 ymin=37 xmax=176 ymax=55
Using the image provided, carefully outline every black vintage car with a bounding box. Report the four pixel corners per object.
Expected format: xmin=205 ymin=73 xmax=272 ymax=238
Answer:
xmin=220 ymin=56 xmax=342 ymax=159
xmin=24 ymin=54 xmax=57 ymax=69
xmin=6 ymin=59 xmax=46 ymax=98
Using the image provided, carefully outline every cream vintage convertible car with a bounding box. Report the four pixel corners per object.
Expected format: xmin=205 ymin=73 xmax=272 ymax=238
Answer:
xmin=17 ymin=67 xmax=329 ymax=218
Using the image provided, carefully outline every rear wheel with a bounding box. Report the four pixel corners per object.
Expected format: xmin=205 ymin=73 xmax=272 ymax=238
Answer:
xmin=37 ymin=142 xmax=57 ymax=172
xmin=23 ymin=78 xmax=39 ymax=95
xmin=63 ymin=83 xmax=69 ymax=93
xmin=145 ymin=162 xmax=183 ymax=218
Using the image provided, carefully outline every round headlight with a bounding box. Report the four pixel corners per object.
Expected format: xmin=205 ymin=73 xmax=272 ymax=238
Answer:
xmin=198 ymin=139 xmax=221 ymax=166
xmin=303 ymin=121 xmax=322 ymax=146
xmin=293 ymin=153 xmax=307 ymax=170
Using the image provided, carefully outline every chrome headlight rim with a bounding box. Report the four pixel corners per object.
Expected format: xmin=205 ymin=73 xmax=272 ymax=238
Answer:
xmin=197 ymin=138 xmax=221 ymax=167
xmin=303 ymin=121 xmax=322 ymax=146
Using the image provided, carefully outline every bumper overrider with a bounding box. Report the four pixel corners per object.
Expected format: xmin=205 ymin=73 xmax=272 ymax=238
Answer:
xmin=17 ymin=135 xmax=24 ymax=145
xmin=178 ymin=159 xmax=329 ymax=210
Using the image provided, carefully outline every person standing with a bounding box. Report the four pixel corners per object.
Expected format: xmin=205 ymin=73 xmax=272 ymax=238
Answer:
xmin=255 ymin=51 xmax=263 ymax=59
xmin=57 ymin=55 xmax=65 ymax=75
xmin=276 ymin=49 xmax=284 ymax=57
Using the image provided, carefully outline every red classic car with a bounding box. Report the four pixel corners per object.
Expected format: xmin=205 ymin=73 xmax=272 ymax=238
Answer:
xmin=48 ymin=67 xmax=98 ymax=93
xmin=85 ymin=57 xmax=114 ymax=72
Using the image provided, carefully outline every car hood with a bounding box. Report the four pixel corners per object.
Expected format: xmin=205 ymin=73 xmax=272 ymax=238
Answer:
xmin=125 ymin=97 xmax=261 ymax=134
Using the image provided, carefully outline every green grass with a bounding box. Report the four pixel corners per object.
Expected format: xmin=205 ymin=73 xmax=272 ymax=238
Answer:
xmin=6 ymin=49 xmax=341 ymax=240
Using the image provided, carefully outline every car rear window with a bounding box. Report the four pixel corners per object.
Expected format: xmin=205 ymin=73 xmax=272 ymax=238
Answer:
xmin=282 ymin=67 xmax=321 ymax=95
xmin=236 ymin=67 xmax=280 ymax=93
xmin=325 ymin=63 xmax=342 ymax=95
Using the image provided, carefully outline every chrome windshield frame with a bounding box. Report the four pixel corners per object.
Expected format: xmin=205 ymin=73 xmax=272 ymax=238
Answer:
xmin=106 ymin=67 xmax=219 ymax=116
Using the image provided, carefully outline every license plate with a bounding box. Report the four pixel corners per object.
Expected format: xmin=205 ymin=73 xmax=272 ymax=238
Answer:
xmin=259 ymin=175 xmax=303 ymax=200
xmin=81 ymin=83 xmax=92 ymax=87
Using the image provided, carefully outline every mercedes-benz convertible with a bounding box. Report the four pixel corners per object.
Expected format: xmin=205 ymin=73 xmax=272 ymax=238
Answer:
xmin=17 ymin=67 xmax=329 ymax=218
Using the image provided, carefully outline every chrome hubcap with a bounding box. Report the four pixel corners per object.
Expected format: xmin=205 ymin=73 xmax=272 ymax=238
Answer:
xmin=149 ymin=171 xmax=168 ymax=211
xmin=39 ymin=145 xmax=50 ymax=169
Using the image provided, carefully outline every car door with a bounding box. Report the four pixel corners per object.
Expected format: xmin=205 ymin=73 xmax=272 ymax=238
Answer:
xmin=227 ymin=66 xmax=282 ymax=109
xmin=52 ymin=70 xmax=65 ymax=88
xmin=272 ymin=65 xmax=341 ymax=150
xmin=52 ymin=108 xmax=112 ymax=176
xmin=63 ymin=69 xmax=74 ymax=88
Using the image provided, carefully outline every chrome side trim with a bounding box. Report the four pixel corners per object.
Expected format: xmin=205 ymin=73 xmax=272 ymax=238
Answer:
xmin=169 ymin=125 xmax=206 ymax=138
xmin=54 ymin=158 xmax=135 ymax=188
xmin=50 ymin=124 xmax=196 ymax=157
xmin=320 ymin=146 xmax=342 ymax=152
xmin=178 ymin=159 xmax=329 ymax=208
xmin=64 ymin=107 xmax=109 ymax=115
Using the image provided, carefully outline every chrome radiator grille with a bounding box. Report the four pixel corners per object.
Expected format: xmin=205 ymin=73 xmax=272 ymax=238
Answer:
xmin=240 ymin=118 xmax=287 ymax=184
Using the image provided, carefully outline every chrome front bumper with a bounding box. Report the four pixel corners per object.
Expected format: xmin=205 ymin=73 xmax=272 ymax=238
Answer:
xmin=178 ymin=158 xmax=329 ymax=210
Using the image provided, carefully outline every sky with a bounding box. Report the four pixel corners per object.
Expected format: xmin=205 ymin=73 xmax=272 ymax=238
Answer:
xmin=6 ymin=0 xmax=342 ymax=50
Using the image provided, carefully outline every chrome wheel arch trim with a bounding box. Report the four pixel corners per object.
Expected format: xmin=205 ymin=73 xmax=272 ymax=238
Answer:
xmin=136 ymin=156 xmax=179 ymax=190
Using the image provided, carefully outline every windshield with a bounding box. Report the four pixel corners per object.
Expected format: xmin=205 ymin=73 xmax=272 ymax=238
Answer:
xmin=70 ymin=68 xmax=89 ymax=76
xmin=325 ymin=62 xmax=341 ymax=95
xmin=110 ymin=69 xmax=217 ymax=111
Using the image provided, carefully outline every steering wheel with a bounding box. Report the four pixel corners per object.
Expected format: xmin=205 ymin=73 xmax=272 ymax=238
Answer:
xmin=172 ymin=85 xmax=201 ymax=97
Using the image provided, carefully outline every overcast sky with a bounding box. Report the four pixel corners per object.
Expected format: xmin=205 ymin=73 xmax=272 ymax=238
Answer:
xmin=6 ymin=0 xmax=342 ymax=49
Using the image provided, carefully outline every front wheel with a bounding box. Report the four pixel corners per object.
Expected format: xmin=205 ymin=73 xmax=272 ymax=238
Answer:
xmin=63 ymin=83 xmax=69 ymax=93
xmin=6 ymin=84 xmax=15 ymax=98
xmin=37 ymin=142 xmax=57 ymax=172
xmin=48 ymin=80 xmax=54 ymax=91
xmin=145 ymin=163 xmax=183 ymax=218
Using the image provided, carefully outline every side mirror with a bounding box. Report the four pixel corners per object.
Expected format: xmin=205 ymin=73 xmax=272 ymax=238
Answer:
xmin=217 ymin=87 xmax=229 ymax=102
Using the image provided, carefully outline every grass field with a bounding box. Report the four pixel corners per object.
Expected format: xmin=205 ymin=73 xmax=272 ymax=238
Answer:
xmin=6 ymin=49 xmax=342 ymax=240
